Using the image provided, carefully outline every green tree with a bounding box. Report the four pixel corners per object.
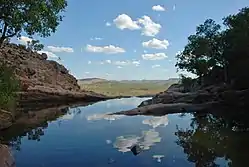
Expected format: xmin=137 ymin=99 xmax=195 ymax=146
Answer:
xmin=176 ymin=19 xmax=223 ymax=79
xmin=0 ymin=0 xmax=67 ymax=46
xmin=27 ymin=39 xmax=44 ymax=51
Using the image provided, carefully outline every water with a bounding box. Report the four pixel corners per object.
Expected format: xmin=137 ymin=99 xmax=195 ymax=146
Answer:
xmin=3 ymin=97 xmax=249 ymax=167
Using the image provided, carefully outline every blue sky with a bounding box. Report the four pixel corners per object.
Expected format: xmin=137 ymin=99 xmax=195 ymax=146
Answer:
xmin=17 ymin=0 xmax=248 ymax=80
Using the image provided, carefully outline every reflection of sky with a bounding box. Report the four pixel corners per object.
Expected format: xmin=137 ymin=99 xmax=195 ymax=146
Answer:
xmin=113 ymin=129 xmax=161 ymax=153
xmin=86 ymin=113 xmax=123 ymax=121
xmin=14 ymin=98 xmax=206 ymax=167
xmin=142 ymin=115 xmax=169 ymax=128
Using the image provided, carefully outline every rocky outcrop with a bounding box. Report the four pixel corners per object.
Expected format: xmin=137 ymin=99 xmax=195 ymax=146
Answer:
xmin=0 ymin=43 xmax=80 ymax=92
xmin=0 ymin=145 xmax=15 ymax=167
xmin=112 ymin=83 xmax=249 ymax=116
xmin=0 ymin=43 xmax=111 ymax=130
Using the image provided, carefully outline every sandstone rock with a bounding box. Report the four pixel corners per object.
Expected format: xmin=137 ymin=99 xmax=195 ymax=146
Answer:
xmin=0 ymin=145 xmax=15 ymax=167
xmin=0 ymin=43 xmax=80 ymax=92
xmin=0 ymin=110 xmax=13 ymax=130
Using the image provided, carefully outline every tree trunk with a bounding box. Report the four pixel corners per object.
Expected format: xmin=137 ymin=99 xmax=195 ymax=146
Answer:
xmin=0 ymin=37 xmax=5 ymax=47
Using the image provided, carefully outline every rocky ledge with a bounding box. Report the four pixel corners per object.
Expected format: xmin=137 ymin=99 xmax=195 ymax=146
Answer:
xmin=111 ymin=83 xmax=249 ymax=116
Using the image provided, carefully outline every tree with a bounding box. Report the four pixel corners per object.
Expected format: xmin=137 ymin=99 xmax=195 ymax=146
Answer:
xmin=27 ymin=39 xmax=44 ymax=51
xmin=176 ymin=19 xmax=223 ymax=80
xmin=0 ymin=0 xmax=68 ymax=46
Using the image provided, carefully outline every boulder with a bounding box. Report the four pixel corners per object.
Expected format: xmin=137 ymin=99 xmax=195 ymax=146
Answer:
xmin=0 ymin=110 xmax=13 ymax=130
xmin=0 ymin=145 xmax=15 ymax=167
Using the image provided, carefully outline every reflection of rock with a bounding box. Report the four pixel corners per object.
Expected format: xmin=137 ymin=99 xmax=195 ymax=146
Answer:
xmin=142 ymin=115 xmax=168 ymax=128
xmin=113 ymin=129 xmax=161 ymax=153
xmin=153 ymin=155 xmax=165 ymax=162
xmin=131 ymin=144 xmax=142 ymax=156
xmin=0 ymin=145 xmax=15 ymax=167
xmin=113 ymin=136 xmax=140 ymax=153
xmin=86 ymin=113 xmax=123 ymax=121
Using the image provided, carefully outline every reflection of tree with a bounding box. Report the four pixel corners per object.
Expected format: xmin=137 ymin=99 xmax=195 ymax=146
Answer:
xmin=175 ymin=108 xmax=249 ymax=167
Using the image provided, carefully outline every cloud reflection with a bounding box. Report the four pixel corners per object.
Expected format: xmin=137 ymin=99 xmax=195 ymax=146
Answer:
xmin=113 ymin=129 xmax=161 ymax=153
xmin=86 ymin=113 xmax=123 ymax=122
xmin=142 ymin=115 xmax=169 ymax=128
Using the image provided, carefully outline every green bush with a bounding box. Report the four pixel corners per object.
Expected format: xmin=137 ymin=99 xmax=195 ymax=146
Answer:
xmin=0 ymin=64 xmax=20 ymax=112
xmin=179 ymin=74 xmax=194 ymax=92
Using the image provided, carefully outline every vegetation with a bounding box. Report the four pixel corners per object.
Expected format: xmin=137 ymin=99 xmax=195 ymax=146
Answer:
xmin=176 ymin=7 xmax=249 ymax=89
xmin=79 ymin=80 xmax=175 ymax=97
xmin=0 ymin=64 xmax=20 ymax=112
xmin=27 ymin=39 xmax=44 ymax=51
xmin=0 ymin=0 xmax=68 ymax=46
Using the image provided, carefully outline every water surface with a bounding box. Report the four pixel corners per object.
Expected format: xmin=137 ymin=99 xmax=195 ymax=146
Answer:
xmin=5 ymin=98 xmax=249 ymax=167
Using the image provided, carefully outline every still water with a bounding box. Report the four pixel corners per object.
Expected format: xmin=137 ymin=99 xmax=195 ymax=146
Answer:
xmin=6 ymin=98 xmax=249 ymax=167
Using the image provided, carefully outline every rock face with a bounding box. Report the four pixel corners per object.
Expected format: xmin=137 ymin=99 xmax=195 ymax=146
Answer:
xmin=0 ymin=43 xmax=80 ymax=92
xmin=0 ymin=110 xmax=13 ymax=130
xmin=0 ymin=145 xmax=15 ymax=167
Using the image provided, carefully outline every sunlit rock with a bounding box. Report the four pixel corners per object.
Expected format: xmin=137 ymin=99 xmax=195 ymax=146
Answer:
xmin=153 ymin=155 xmax=165 ymax=162
xmin=142 ymin=115 xmax=169 ymax=128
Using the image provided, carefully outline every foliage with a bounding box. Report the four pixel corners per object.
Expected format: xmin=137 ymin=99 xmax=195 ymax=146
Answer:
xmin=0 ymin=0 xmax=68 ymax=46
xmin=27 ymin=39 xmax=44 ymax=51
xmin=176 ymin=7 xmax=249 ymax=88
xmin=179 ymin=74 xmax=194 ymax=92
xmin=0 ymin=64 xmax=20 ymax=111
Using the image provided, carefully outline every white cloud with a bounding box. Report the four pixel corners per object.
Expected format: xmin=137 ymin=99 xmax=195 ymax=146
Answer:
xmin=144 ymin=50 xmax=148 ymax=53
xmin=117 ymin=66 xmax=123 ymax=69
xmin=37 ymin=50 xmax=58 ymax=59
xmin=87 ymin=113 xmax=123 ymax=121
xmin=18 ymin=36 xmax=32 ymax=44
xmin=113 ymin=14 xmax=140 ymax=30
xmin=90 ymin=37 xmax=103 ymax=41
xmin=176 ymin=50 xmax=183 ymax=56
xmin=142 ymin=53 xmax=168 ymax=60
xmin=105 ymin=73 xmax=111 ymax=76
xmin=137 ymin=16 xmax=161 ymax=37
xmin=85 ymin=72 xmax=90 ymax=74
xmin=105 ymin=60 xmax=112 ymax=64
xmin=132 ymin=60 xmax=140 ymax=66
xmin=152 ymin=64 xmax=161 ymax=68
xmin=142 ymin=38 xmax=169 ymax=49
xmin=134 ymin=49 xmax=137 ymax=53
xmin=106 ymin=22 xmax=111 ymax=27
xmin=113 ymin=60 xmax=130 ymax=66
xmin=47 ymin=46 xmax=74 ymax=53
xmin=152 ymin=5 xmax=165 ymax=12
xmin=88 ymin=61 xmax=92 ymax=64
xmin=85 ymin=45 xmax=125 ymax=54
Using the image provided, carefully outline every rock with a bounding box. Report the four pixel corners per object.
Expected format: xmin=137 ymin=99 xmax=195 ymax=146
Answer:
xmin=0 ymin=145 xmax=15 ymax=167
xmin=112 ymin=102 xmax=217 ymax=116
xmin=0 ymin=43 xmax=80 ymax=92
xmin=0 ymin=110 xmax=13 ymax=130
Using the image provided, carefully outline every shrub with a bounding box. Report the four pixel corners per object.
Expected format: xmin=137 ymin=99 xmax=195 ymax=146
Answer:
xmin=0 ymin=64 xmax=20 ymax=112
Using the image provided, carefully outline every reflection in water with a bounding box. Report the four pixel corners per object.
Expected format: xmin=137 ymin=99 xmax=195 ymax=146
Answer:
xmin=152 ymin=155 xmax=165 ymax=163
xmin=113 ymin=129 xmax=161 ymax=153
xmin=142 ymin=115 xmax=169 ymax=128
xmin=106 ymin=139 xmax=112 ymax=144
xmin=86 ymin=113 xmax=123 ymax=122
xmin=175 ymin=110 xmax=249 ymax=167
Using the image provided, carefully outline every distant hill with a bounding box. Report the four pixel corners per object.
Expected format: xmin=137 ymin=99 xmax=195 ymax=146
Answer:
xmin=78 ymin=78 xmax=179 ymax=85
xmin=78 ymin=78 xmax=107 ymax=84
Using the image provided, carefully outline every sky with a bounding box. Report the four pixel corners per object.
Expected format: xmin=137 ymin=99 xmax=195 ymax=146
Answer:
xmin=16 ymin=0 xmax=249 ymax=80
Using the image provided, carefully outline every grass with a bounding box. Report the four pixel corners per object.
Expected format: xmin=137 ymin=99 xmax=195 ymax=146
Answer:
xmin=80 ymin=81 xmax=172 ymax=97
